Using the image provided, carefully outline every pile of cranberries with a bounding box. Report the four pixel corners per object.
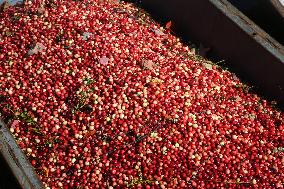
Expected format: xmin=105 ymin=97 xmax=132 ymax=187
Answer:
xmin=1 ymin=0 xmax=283 ymax=188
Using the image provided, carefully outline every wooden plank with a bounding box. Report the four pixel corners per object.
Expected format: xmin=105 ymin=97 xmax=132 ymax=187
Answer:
xmin=0 ymin=120 xmax=44 ymax=189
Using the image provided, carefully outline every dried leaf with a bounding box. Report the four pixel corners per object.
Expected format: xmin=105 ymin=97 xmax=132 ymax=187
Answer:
xmin=153 ymin=29 xmax=164 ymax=36
xmin=142 ymin=59 xmax=156 ymax=70
xmin=1 ymin=1 xmax=10 ymax=12
xmin=43 ymin=166 xmax=49 ymax=177
xmin=203 ymin=63 xmax=213 ymax=70
xmin=5 ymin=31 xmax=13 ymax=36
xmin=109 ymin=0 xmax=120 ymax=4
xmin=190 ymin=48 xmax=196 ymax=55
xmin=82 ymin=32 xmax=93 ymax=41
xmin=113 ymin=8 xmax=127 ymax=13
xmin=231 ymin=74 xmax=239 ymax=81
xmin=28 ymin=42 xmax=46 ymax=55
xmin=165 ymin=21 xmax=172 ymax=29
xmin=10 ymin=120 xmax=20 ymax=129
xmin=85 ymin=130 xmax=96 ymax=138
xmin=37 ymin=6 xmax=46 ymax=14
xmin=98 ymin=57 xmax=109 ymax=65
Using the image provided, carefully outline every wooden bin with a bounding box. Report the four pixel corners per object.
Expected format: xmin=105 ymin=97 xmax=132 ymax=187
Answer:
xmin=0 ymin=0 xmax=283 ymax=188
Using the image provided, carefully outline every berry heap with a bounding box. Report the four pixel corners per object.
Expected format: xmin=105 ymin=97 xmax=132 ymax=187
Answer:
xmin=0 ymin=0 xmax=283 ymax=188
